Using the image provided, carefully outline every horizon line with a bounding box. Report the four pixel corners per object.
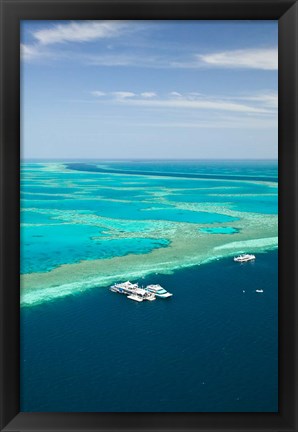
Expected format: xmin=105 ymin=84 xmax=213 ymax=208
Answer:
xmin=21 ymin=157 xmax=278 ymax=161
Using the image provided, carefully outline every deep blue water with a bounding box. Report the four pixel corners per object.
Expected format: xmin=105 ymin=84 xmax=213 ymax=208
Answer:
xmin=20 ymin=250 xmax=278 ymax=412
xmin=66 ymin=160 xmax=278 ymax=182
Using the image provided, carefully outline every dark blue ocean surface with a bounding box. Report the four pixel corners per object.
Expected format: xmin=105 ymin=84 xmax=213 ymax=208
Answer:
xmin=20 ymin=250 xmax=278 ymax=412
xmin=66 ymin=160 xmax=278 ymax=182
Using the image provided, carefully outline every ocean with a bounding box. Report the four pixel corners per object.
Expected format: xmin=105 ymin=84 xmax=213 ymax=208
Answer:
xmin=20 ymin=160 xmax=278 ymax=412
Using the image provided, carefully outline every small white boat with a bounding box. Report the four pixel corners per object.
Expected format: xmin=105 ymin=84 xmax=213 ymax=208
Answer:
xmin=145 ymin=284 xmax=173 ymax=298
xmin=256 ymin=289 xmax=264 ymax=293
xmin=234 ymin=254 xmax=256 ymax=263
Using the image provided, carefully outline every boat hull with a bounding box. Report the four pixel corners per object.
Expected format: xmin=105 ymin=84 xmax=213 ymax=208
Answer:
xmin=127 ymin=295 xmax=143 ymax=302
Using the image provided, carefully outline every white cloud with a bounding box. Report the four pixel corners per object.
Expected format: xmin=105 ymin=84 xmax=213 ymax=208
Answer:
xmin=21 ymin=43 xmax=41 ymax=61
xmin=21 ymin=21 xmax=133 ymax=62
xmin=199 ymin=48 xmax=278 ymax=70
xmin=170 ymin=91 xmax=183 ymax=98
xmin=33 ymin=21 xmax=128 ymax=45
xmin=90 ymin=90 xmax=277 ymax=114
xmin=112 ymin=91 xmax=136 ymax=99
xmin=91 ymin=91 xmax=106 ymax=97
xmin=140 ymin=92 xmax=156 ymax=98
xmin=119 ymin=96 xmax=272 ymax=114
xmin=91 ymin=90 xmax=156 ymax=99
xmin=239 ymin=92 xmax=278 ymax=108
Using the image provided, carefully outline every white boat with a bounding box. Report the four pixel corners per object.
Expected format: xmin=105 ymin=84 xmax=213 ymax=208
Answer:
xmin=110 ymin=281 xmax=156 ymax=302
xmin=233 ymin=254 xmax=256 ymax=263
xmin=256 ymin=289 xmax=264 ymax=293
xmin=135 ymin=287 xmax=156 ymax=301
xmin=145 ymin=284 xmax=173 ymax=298
xmin=110 ymin=281 xmax=139 ymax=295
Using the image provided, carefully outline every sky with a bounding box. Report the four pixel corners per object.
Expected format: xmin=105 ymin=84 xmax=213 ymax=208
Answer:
xmin=21 ymin=20 xmax=278 ymax=160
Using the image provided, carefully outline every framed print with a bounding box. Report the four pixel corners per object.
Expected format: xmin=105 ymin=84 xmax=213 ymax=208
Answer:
xmin=0 ymin=1 xmax=297 ymax=432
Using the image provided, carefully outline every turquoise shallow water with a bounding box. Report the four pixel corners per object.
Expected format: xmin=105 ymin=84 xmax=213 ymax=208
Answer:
xmin=22 ymin=197 xmax=237 ymax=223
xmin=168 ymin=192 xmax=277 ymax=214
xmin=21 ymin=211 xmax=59 ymax=225
xmin=20 ymin=160 xmax=278 ymax=412
xmin=20 ymin=160 xmax=277 ymax=275
xmin=21 ymin=222 xmax=169 ymax=274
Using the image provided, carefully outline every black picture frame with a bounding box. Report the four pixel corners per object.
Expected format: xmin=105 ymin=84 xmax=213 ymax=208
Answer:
xmin=0 ymin=1 xmax=297 ymax=431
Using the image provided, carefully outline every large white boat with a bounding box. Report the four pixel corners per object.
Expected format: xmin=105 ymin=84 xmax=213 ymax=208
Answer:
xmin=233 ymin=254 xmax=256 ymax=263
xmin=110 ymin=281 xmax=139 ymax=295
xmin=110 ymin=281 xmax=156 ymax=302
xmin=145 ymin=284 xmax=173 ymax=298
